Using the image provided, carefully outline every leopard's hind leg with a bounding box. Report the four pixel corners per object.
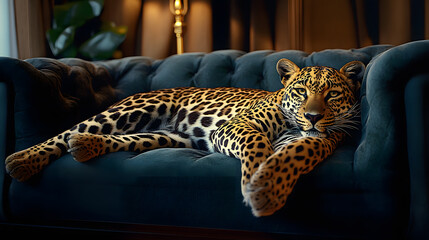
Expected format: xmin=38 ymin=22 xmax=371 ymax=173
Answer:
xmin=5 ymin=91 xmax=179 ymax=181
xmin=5 ymin=135 xmax=70 ymax=181
xmin=67 ymin=131 xmax=192 ymax=162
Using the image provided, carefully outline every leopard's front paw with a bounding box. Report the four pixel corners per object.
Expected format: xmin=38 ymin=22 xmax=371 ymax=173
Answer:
xmin=5 ymin=150 xmax=41 ymax=181
xmin=245 ymin=161 xmax=288 ymax=217
xmin=67 ymin=133 xmax=103 ymax=162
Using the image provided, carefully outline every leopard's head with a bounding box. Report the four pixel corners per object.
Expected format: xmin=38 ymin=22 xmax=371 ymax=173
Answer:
xmin=276 ymin=59 xmax=365 ymax=138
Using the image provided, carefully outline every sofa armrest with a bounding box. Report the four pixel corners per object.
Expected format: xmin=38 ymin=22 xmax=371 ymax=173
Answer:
xmin=405 ymin=74 xmax=429 ymax=239
xmin=356 ymin=40 xmax=429 ymax=183
xmin=0 ymin=81 xmax=12 ymax=221
xmin=355 ymin=40 xmax=429 ymax=239
xmin=0 ymin=57 xmax=128 ymax=152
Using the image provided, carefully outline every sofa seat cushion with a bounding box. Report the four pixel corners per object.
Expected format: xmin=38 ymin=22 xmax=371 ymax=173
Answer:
xmin=8 ymin=144 xmax=403 ymax=238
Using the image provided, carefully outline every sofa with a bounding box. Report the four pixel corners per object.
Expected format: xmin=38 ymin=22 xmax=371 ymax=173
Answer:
xmin=1 ymin=41 xmax=429 ymax=239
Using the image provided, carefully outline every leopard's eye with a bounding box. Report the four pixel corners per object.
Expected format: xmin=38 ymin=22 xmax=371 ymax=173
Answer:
xmin=294 ymin=88 xmax=306 ymax=96
xmin=327 ymin=90 xmax=341 ymax=98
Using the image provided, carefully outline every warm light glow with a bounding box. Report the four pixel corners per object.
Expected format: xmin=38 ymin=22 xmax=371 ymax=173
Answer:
xmin=175 ymin=0 xmax=182 ymax=12
xmin=170 ymin=0 xmax=188 ymax=16
xmin=170 ymin=0 xmax=188 ymax=54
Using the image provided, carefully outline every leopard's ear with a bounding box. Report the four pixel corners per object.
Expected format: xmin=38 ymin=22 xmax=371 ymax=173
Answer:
xmin=340 ymin=61 xmax=365 ymax=94
xmin=277 ymin=59 xmax=300 ymax=87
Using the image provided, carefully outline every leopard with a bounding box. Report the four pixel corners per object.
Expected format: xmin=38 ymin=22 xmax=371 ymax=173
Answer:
xmin=5 ymin=58 xmax=364 ymax=217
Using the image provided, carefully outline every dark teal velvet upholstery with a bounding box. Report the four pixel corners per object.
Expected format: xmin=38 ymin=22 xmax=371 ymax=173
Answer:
xmin=1 ymin=41 xmax=428 ymax=239
xmin=405 ymin=74 xmax=429 ymax=239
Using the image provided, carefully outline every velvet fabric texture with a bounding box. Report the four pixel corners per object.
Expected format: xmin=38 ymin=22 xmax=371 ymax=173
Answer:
xmin=1 ymin=41 xmax=429 ymax=239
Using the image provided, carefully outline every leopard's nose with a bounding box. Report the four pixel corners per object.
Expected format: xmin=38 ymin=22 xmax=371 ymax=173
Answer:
xmin=304 ymin=113 xmax=324 ymax=125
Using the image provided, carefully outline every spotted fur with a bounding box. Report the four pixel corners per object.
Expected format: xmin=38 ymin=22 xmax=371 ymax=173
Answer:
xmin=5 ymin=59 xmax=364 ymax=217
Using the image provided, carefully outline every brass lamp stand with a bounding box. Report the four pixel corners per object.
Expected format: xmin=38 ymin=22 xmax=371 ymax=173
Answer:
xmin=170 ymin=0 xmax=188 ymax=54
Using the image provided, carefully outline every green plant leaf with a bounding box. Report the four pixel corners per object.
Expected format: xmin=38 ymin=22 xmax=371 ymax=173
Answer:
xmin=78 ymin=30 xmax=126 ymax=60
xmin=53 ymin=0 xmax=104 ymax=29
xmin=46 ymin=26 xmax=76 ymax=56
xmin=58 ymin=45 xmax=78 ymax=58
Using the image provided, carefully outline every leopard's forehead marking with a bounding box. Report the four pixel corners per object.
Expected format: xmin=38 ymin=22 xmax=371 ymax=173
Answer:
xmin=294 ymin=66 xmax=340 ymax=93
